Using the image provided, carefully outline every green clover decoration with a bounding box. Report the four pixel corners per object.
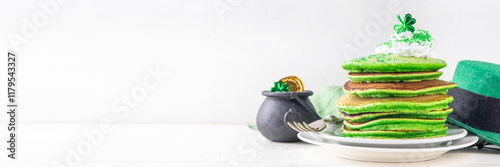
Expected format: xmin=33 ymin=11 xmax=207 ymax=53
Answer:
xmin=270 ymin=81 xmax=289 ymax=92
xmin=393 ymin=14 xmax=416 ymax=34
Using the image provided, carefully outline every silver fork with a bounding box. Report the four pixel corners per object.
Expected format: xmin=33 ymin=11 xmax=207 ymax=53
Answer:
xmin=287 ymin=115 xmax=341 ymax=132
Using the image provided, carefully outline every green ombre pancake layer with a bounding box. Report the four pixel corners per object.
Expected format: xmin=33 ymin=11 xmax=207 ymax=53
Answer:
xmin=343 ymin=80 xmax=457 ymax=97
xmin=342 ymin=54 xmax=446 ymax=73
xmin=347 ymin=71 xmax=443 ymax=83
xmin=342 ymin=125 xmax=448 ymax=139
xmin=336 ymin=94 xmax=453 ymax=114
xmin=348 ymin=90 xmax=448 ymax=98
xmin=344 ymin=118 xmax=446 ymax=131
xmin=340 ymin=108 xmax=453 ymax=123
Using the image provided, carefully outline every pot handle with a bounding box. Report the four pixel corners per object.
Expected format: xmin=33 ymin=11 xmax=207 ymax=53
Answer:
xmin=283 ymin=108 xmax=303 ymax=126
xmin=290 ymin=93 xmax=321 ymax=120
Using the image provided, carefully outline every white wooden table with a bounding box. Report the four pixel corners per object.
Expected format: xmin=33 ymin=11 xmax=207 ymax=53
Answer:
xmin=2 ymin=124 xmax=499 ymax=167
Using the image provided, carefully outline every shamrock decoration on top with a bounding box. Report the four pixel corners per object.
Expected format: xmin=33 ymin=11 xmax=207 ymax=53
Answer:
xmin=270 ymin=81 xmax=289 ymax=92
xmin=393 ymin=14 xmax=416 ymax=34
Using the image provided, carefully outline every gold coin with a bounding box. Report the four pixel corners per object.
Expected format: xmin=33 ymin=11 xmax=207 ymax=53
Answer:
xmin=278 ymin=76 xmax=304 ymax=92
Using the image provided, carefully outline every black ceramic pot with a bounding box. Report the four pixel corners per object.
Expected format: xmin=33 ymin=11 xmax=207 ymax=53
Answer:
xmin=257 ymin=90 xmax=321 ymax=142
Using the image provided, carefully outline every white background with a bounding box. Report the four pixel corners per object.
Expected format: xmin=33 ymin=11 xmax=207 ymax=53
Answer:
xmin=1 ymin=0 xmax=500 ymax=124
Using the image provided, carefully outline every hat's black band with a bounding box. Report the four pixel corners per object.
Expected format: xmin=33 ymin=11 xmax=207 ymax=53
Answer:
xmin=447 ymin=87 xmax=500 ymax=133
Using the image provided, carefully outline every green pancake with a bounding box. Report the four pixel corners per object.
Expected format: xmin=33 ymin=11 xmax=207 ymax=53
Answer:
xmin=340 ymin=108 xmax=453 ymax=123
xmin=343 ymin=118 xmax=446 ymax=131
xmin=342 ymin=125 xmax=448 ymax=139
xmin=336 ymin=94 xmax=453 ymax=114
xmin=343 ymin=80 xmax=457 ymax=97
xmin=347 ymin=71 xmax=443 ymax=83
xmin=342 ymin=54 xmax=446 ymax=73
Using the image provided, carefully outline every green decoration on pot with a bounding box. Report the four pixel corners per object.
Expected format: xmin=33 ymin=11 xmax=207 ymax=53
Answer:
xmin=270 ymin=81 xmax=289 ymax=92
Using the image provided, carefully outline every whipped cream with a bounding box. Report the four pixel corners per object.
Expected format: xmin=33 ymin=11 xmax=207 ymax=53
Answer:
xmin=374 ymin=29 xmax=436 ymax=58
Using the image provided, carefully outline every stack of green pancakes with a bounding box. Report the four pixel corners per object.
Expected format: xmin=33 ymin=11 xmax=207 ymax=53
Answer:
xmin=336 ymin=54 xmax=457 ymax=139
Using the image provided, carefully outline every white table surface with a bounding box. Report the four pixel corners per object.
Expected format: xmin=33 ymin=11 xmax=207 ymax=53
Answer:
xmin=1 ymin=123 xmax=499 ymax=167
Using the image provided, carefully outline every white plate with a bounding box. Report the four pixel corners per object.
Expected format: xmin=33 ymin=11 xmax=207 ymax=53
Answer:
xmin=311 ymin=124 xmax=467 ymax=148
xmin=298 ymin=132 xmax=478 ymax=162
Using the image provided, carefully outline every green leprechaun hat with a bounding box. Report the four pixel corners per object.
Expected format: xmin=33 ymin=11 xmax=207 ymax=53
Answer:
xmin=446 ymin=60 xmax=500 ymax=146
